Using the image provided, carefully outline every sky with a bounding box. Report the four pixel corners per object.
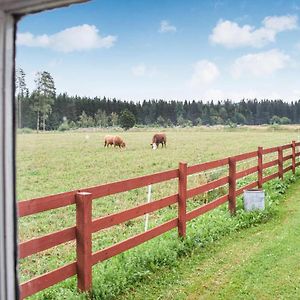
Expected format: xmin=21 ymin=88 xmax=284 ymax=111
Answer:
xmin=16 ymin=0 xmax=300 ymax=102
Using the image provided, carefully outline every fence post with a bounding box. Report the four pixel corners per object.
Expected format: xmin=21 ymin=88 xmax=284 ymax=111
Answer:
xmin=292 ymin=140 xmax=296 ymax=175
xmin=76 ymin=191 xmax=93 ymax=292
xmin=178 ymin=162 xmax=187 ymax=238
xmin=258 ymin=146 xmax=263 ymax=188
xmin=228 ymin=157 xmax=236 ymax=215
xmin=278 ymin=146 xmax=283 ymax=180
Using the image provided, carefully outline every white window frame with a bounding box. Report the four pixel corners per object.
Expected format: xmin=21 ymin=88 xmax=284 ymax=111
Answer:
xmin=0 ymin=1 xmax=88 ymax=298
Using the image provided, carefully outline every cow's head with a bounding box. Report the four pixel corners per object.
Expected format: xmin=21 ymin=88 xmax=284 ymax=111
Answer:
xmin=121 ymin=142 xmax=126 ymax=148
xmin=151 ymin=143 xmax=157 ymax=150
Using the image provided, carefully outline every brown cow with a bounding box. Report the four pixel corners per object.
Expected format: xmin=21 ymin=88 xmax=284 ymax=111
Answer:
xmin=113 ymin=136 xmax=126 ymax=148
xmin=104 ymin=135 xmax=126 ymax=148
xmin=104 ymin=135 xmax=114 ymax=147
xmin=151 ymin=133 xmax=166 ymax=149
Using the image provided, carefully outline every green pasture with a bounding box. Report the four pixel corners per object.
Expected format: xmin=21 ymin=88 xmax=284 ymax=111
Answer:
xmin=17 ymin=126 xmax=300 ymax=200
xmin=16 ymin=126 xmax=300 ymax=299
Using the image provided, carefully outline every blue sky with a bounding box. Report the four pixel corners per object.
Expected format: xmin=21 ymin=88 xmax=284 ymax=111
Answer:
xmin=16 ymin=0 xmax=300 ymax=102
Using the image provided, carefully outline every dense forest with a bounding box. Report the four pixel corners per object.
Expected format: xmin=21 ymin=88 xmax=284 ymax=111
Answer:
xmin=16 ymin=68 xmax=300 ymax=131
xmin=19 ymin=95 xmax=300 ymax=130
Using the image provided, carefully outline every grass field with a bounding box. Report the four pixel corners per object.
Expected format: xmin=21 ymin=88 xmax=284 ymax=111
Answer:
xmin=17 ymin=126 xmax=300 ymax=200
xmin=120 ymin=178 xmax=300 ymax=300
xmin=16 ymin=125 xmax=300 ymax=299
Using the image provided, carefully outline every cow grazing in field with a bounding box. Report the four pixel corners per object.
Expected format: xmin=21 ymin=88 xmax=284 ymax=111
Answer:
xmin=104 ymin=135 xmax=126 ymax=148
xmin=104 ymin=135 xmax=114 ymax=147
xmin=113 ymin=136 xmax=126 ymax=148
xmin=151 ymin=133 xmax=167 ymax=149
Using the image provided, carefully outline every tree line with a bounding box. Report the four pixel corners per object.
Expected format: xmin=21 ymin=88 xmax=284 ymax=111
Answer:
xmin=16 ymin=68 xmax=300 ymax=131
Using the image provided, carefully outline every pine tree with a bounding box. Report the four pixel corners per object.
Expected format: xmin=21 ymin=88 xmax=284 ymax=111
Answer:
xmin=119 ymin=109 xmax=135 ymax=130
xmin=15 ymin=67 xmax=28 ymax=128
xmin=32 ymin=71 xmax=56 ymax=132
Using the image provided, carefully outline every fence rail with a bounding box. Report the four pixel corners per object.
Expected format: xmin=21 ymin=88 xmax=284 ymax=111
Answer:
xmin=18 ymin=141 xmax=299 ymax=299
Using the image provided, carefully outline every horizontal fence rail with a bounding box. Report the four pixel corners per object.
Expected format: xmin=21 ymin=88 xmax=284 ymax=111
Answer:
xmin=186 ymin=194 xmax=229 ymax=221
xmin=92 ymin=218 xmax=178 ymax=265
xmin=19 ymin=226 xmax=76 ymax=259
xmin=91 ymin=194 xmax=178 ymax=232
xmin=85 ymin=169 xmax=179 ymax=198
xmin=187 ymin=176 xmax=229 ymax=199
xmin=18 ymin=191 xmax=76 ymax=217
xmin=187 ymin=158 xmax=229 ymax=175
xmin=21 ymin=262 xmax=77 ymax=299
xmin=18 ymin=140 xmax=299 ymax=298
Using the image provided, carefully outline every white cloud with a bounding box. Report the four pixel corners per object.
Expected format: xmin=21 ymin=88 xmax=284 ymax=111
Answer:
xmin=189 ymin=60 xmax=220 ymax=88
xmin=159 ymin=20 xmax=177 ymax=33
xmin=263 ymin=15 xmax=298 ymax=32
xmin=231 ymin=49 xmax=290 ymax=78
xmin=210 ymin=21 xmax=275 ymax=48
xmin=131 ymin=63 xmax=157 ymax=77
xmin=17 ymin=24 xmax=117 ymax=53
xmin=210 ymin=15 xmax=298 ymax=48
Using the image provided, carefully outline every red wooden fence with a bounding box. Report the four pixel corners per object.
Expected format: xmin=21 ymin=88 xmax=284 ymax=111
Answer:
xmin=18 ymin=141 xmax=300 ymax=298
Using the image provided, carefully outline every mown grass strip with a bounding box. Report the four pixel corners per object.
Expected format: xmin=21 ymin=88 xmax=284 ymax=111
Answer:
xmin=120 ymin=173 xmax=300 ymax=300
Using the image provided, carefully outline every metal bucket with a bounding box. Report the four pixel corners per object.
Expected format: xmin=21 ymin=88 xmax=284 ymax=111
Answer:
xmin=243 ymin=189 xmax=265 ymax=211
